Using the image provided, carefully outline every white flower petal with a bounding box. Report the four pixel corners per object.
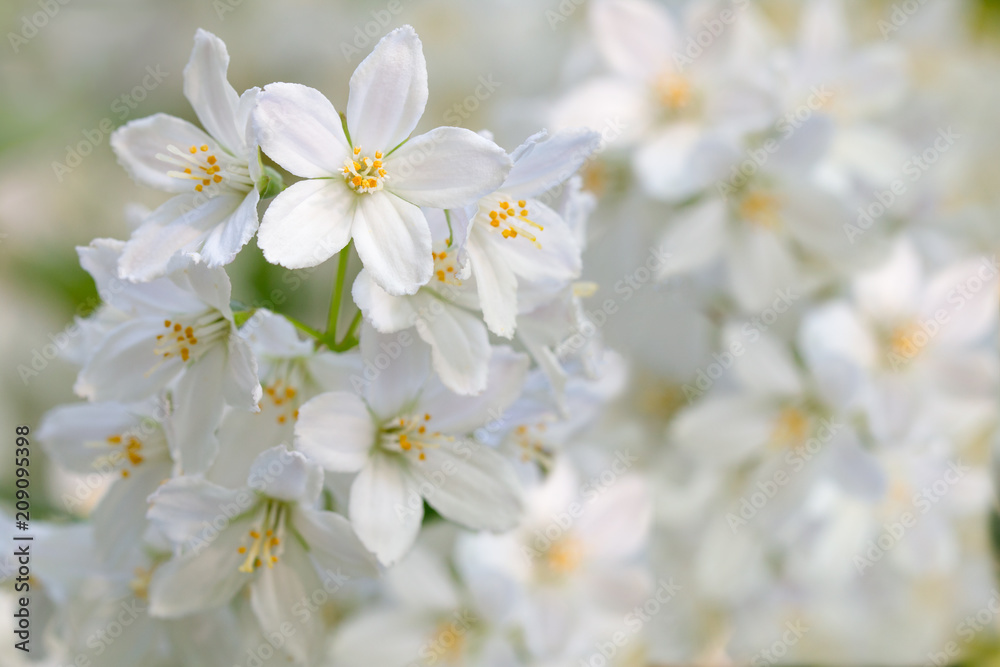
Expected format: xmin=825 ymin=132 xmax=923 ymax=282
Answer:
xmin=248 ymin=445 xmax=324 ymax=504
xmin=349 ymin=452 xmax=423 ymax=565
xmin=575 ymin=475 xmax=651 ymax=560
xmin=468 ymin=226 xmax=519 ymax=338
xmin=293 ymin=506 xmax=379 ymax=577
xmin=656 ymin=198 xmax=726 ymax=279
xmin=257 ymin=179 xmax=355 ymax=269
xmin=170 ymin=258 xmax=234 ymax=316
xmin=417 ymin=345 xmax=529 ymax=434
xmin=361 ymin=325 xmax=431 ymax=418
xmin=92 ymin=461 xmax=172 ymax=567
xmin=413 ymin=439 xmax=523 ymax=532
xmin=111 ymin=113 xmax=217 ymax=193
xmin=590 ymin=0 xmax=678 ymax=79
xmin=671 ymin=396 xmax=777 ymax=465
xmin=167 ymin=346 xmax=226 ymax=474
xmin=410 ymin=292 xmax=491 ymax=395
xmin=725 ymin=226 xmax=798 ymax=312
xmin=148 ymin=516 xmax=253 ymax=617
xmin=351 ymin=270 xmax=418 ymax=333
xmin=147 ymin=475 xmax=253 ymax=546
xmin=295 ymin=392 xmax=375 ymax=473
xmin=346 ymin=25 xmax=428 ymax=153
xmin=199 ymin=188 xmax=261 ymax=268
xmin=38 ymin=401 xmax=142 ymax=473
xmin=352 ymin=192 xmax=433 ymax=296
xmin=184 ymin=29 xmax=245 ymax=154
xmin=490 ymin=199 xmax=581 ymax=286
xmin=79 ymin=238 xmax=205 ymax=316
xmin=504 ymin=128 xmax=601 ymax=199
xmin=118 ymin=192 xmax=246 ymax=282
xmin=386 ymin=127 xmax=511 ymax=208
xmin=253 ymin=82 xmax=349 ymax=177
xmin=222 ymin=333 xmax=262 ymax=411
xmin=250 ymin=541 xmax=324 ymax=665
xmin=74 ymin=317 xmax=181 ymax=402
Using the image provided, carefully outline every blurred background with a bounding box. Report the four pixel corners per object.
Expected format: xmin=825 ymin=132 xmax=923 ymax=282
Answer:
xmin=2 ymin=0 xmax=1000 ymax=664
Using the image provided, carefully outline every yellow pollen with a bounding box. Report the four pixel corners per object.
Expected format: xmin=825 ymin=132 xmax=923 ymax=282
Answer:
xmin=200 ymin=145 xmax=208 ymax=152
xmin=107 ymin=435 xmax=122 ymax=444
xmin=207 ymin=155 xmax=217 ymax=165
xmin=740 ymin=192 xmax=782 ymax=229
xmin=771 ymin=407 xmax=809 ymax=449
xmin=189 ymin=146 xmax=197 ymax=154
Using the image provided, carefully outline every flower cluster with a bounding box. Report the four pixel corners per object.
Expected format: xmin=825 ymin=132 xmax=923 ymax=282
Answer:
xmin=16 ymin=1 xmax=1000 ymax=665
xmin=30 ymin=25 xmax=638 ymax=667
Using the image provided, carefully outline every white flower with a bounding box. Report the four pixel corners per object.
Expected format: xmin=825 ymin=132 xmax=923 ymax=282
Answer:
xmin=206 ymin=310 xmax=362 ymax=489
xmin=552 ymin=0 xmax=774 ymax=202
xmin=294 ymin=329 xmax=528 ymax=565
xmin=455 ymin=459 xmax=652 ymax=660
xmin=464 ymin=128 xmax=597 ymax=338
xmin=111 ymin=29 xmax=263 ymax=281
xmin=73 ymin=238 xmax=261 ymax=473
xmin=351 ymin=209 xmax=493 ymax=396
xmin=800 ymin=239 xmax=999 ymax=441
xmin=38 ymin=399 xmax=174 ymax=567
xmin=147 ymin=445 xmax=376 ymax=665
xmin=252 ymin=25 xmax=512 ymax=296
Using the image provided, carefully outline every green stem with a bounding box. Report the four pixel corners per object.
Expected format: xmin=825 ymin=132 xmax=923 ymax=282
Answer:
xmin=327 ymin=242 xmax=352 ymax=339
xmin=274 ymin=315 xmax=323 ymax=343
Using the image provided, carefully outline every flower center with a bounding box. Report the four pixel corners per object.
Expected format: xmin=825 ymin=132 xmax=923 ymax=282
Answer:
xmin=512 ymin=423 xmax=554 ymax=467
xmin=885 ymin=321 xmax=924 ymax=362
xmin=237 ymin=500 xmax=286 ymax=573
xmin=158 ymin=143 xmax=253 ymax=195
xmin=92 ymin=423 xmax=167 ymax=479
xmin=739 ymin=191 xmax=782 ymax=229
xmin=382 ymin=413 xmax=450 ymax=462
xmin=262 ymin=380 xmax=300 ymax=425
xmin=342 ymin=146 xmax=388 ymax=194
xmin=152 ymin=313 xmax=229 ymax=368
xmin=484 ymin=198 xmax=544 ymax=247
xmin=769 ymin=407 xmax=810 ymax=450
xmin=653 ymin=72 xmax=693 ymax=112
xmin=431 ymin=244 xmax=462 ymax=286
xmin=543 ymin=536 xmax=583 ymax=576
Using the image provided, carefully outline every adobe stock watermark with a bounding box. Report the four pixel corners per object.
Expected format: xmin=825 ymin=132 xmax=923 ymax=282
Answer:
xmin=878 ymin=0 xmax=931 ymax=40
xmin=843 ymin=126 xmax=960 ymax=244
xmin=750 ymin=620 xmax=809 ymax=666
xmin=578 ymin=578 xmax=681 ymax=667
xmin=717 ymin=86 xmax=835 ymax=199
xmin=8 ymin=0 xmax=72 ymax=54
xmin=672 ymin=0 xmax=751 ymax=71
xmin=554 ymin=244 xmax=671 ymax=358
xmin=854 ymin=459 xmax=970 ymax=574
xmin=726 ymin=416 xmax=844 ymax=532
xmin=886 ymin=255 xmax=998 ymax=371
xmin=443 ymin=74 xmax=501 ymax=125
xmin=546 ymin=0 xmax=586 ymax=30
xmin=519 ymin=449 xmax=638 ymax=564
xmin=18 ymin=268 xmax=132 ymax=386
xmin=927 ymin=589 xmax=1000 ymax=666
xmin=404 ymin=610 xmax=478 ymax=667
xmin=52 ymin=65 xmax=170 ymax=182
xmin=682 ymin=287 xmax=800 ymax=401
xmin=339 ymin=0 xmax=415 ymax=61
